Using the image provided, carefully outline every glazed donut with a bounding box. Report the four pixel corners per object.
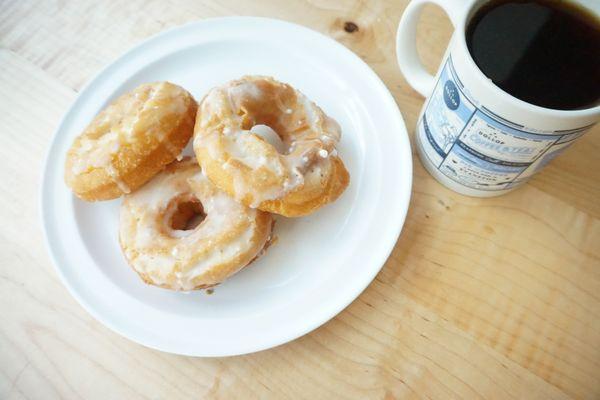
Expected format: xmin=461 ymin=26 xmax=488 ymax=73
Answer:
xmin=65 ymin=82 xmax=197 ymax=201
xmin=193 ymin=76 xmax=349 ymax=217
xmin=119 ymin=158 xmax=273 ymax=290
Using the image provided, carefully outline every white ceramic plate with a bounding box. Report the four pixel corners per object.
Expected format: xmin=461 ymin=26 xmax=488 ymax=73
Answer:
xmin=41 ymin=17 xmax=412 ymax=357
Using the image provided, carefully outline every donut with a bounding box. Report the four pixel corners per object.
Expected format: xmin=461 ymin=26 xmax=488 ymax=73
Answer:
xmin=65 ymin=82 xmax=197 ymax=201
xmin=193 ymin=76 xmax=350 ymax=217
xmin=119 ymin=158 xmax=273 ymax=290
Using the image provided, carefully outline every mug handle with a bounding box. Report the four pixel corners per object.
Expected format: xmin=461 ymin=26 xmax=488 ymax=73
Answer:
xmin=396 ymin=0 xmax=464 ymax=97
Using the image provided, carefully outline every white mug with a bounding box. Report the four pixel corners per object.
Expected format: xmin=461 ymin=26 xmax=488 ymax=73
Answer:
xmin=396 ymin=0 xmax=600 ymax=197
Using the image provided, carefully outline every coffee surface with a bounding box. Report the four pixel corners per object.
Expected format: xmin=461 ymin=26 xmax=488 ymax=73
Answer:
xmin=466 ymin=0 xmax=600 ymax=110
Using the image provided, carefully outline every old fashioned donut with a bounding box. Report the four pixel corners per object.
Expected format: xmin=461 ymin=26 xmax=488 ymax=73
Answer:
xmin=65 ymin=82 xmax=197 ymax=201
xmin=193 ymin=76 xmax=349 ymax=217
xmin=119 ymin=158 xmax=273 ymax=290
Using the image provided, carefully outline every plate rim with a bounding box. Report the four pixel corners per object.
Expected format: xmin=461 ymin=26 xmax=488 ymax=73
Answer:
xmin=40 ymin=16 xmax=413 ymax=356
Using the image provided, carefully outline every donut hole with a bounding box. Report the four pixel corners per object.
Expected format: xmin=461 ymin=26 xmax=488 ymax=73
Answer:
xmin=249 ymin=124 xmax=286 ymax=154
xmin=170 ymin=198 xmax=206 ymax=231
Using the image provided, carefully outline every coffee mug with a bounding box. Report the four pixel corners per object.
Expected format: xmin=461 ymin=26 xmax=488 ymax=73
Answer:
xmin=396 ymin=0 xmax=600 ymax=197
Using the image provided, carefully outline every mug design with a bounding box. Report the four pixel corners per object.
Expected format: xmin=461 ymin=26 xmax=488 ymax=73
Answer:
xmin=417 ymin=56 xmax=591 ymax=191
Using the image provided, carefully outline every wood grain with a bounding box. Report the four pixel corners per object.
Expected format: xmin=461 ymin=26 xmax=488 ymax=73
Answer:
xmin=1 ymin=1 xmax=599 ymax=399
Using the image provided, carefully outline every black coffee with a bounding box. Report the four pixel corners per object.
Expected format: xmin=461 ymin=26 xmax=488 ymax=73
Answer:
xmin=466 ymin=0 xmax=600 ymax=110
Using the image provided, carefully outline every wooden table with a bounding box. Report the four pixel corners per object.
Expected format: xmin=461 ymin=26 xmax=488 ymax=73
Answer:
xmin=1 ymin=1 xmax=598 ymax=399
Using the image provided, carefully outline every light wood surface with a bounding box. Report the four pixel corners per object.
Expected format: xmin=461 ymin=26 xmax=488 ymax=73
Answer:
xmin=1 ymin=1 xmax=599 ymax=399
